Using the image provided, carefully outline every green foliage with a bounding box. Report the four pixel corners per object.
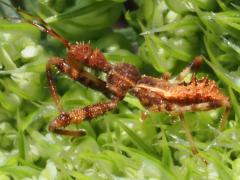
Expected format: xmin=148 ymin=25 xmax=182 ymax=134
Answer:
xmin=23 ymin=0 xmax=124 ymax=40
xmin=0 ymin=0 xmax=239 ymax=179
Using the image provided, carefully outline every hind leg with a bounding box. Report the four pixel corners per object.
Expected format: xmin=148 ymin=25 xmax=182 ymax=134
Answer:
xmin=179 ymin=113 xmax=208 ymax=164
xmin=219 ymin=107 xmax=231 ymax=131
xmin=179 ymin=113 xmax=198 ymax=155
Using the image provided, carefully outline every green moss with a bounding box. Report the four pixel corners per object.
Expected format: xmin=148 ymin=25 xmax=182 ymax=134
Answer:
xmin=0 ymin=0 xmax=239 ymax=179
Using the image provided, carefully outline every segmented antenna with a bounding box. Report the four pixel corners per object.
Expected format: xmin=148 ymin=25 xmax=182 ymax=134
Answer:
xmin=0 ymin=0 xmax=70 ymax=48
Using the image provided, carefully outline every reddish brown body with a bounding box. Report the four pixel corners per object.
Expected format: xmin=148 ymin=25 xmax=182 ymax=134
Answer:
xmin=46 ymin=44 xmax=230 ymax=138
xmin=133 ymin=75 xmax=230 ymax=113
xmin=2 ymin=1 xmax=230 ymax=162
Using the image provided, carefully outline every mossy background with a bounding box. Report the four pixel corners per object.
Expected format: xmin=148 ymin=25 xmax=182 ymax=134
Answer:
xmin=0 ymin=0 xmax=240 ymax=179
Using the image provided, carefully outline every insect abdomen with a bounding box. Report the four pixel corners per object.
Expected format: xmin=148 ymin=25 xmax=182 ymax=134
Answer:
xmin=132 ymin=76 xmax=230 ymax=113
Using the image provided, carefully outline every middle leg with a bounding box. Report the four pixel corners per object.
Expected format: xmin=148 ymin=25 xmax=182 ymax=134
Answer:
xmin=48 ymin=98 xmax=119 ymax=136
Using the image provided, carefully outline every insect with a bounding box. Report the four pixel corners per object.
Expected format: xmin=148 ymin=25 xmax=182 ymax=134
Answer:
xmin=1 ymin=1 xmax=231 ymax=158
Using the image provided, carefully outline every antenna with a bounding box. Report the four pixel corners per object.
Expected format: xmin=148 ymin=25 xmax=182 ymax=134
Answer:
xmin=0 ymin=0 xmax=70 ymax=48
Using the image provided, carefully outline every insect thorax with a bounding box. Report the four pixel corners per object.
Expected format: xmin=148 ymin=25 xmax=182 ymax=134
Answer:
xmin=106 ymin=63 xmax=140 ymax=98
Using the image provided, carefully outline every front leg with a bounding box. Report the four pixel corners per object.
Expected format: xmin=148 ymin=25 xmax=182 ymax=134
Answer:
xmin=46 ymin=58 xmax=64 ymax=111
xmin=46 ymin=57 xmax=113 ymax=111
xmin=48 ymin=98 xmax=119 ymax=136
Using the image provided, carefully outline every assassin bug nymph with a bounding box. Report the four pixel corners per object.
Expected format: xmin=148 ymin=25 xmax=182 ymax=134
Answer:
xmin=1 ymin=1 xmax=231 ymax=158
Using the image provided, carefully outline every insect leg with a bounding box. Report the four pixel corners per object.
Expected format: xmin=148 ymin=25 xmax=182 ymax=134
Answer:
xmin=0 ymin=0 xmax=70 ymax=48
xmin=58 ymin=60 xmax=112 ymax=98
xmin=48 ymin=98 xmax=119 ymax=136
xmin=47 ymin=57 xmax=113 ymax=111
xmin=178 ymin=113 xmax=198 ymax=155
xmin=179 ymin=113 xmax=208 ymax=164
xmin=219 ymin=107 xmax=231 ymax=131
xmin=175 ymin=56 xmax=202 ymax=83
xmin=46 ymin=58 xmax=64 ymax=112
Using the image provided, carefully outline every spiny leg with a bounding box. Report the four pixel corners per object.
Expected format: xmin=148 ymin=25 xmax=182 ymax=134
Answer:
xmin=56 ymin=58 xmax=112 ymax=98
xmin=46 ymin=58 xmax=64 ymax=112
xmin=175 ymin=56 xmax=202 ymax=83
xmin=48 ymin=98 xmax=119 ymax=136
xmin=46 ymin=57 xmax=113 ymax=112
